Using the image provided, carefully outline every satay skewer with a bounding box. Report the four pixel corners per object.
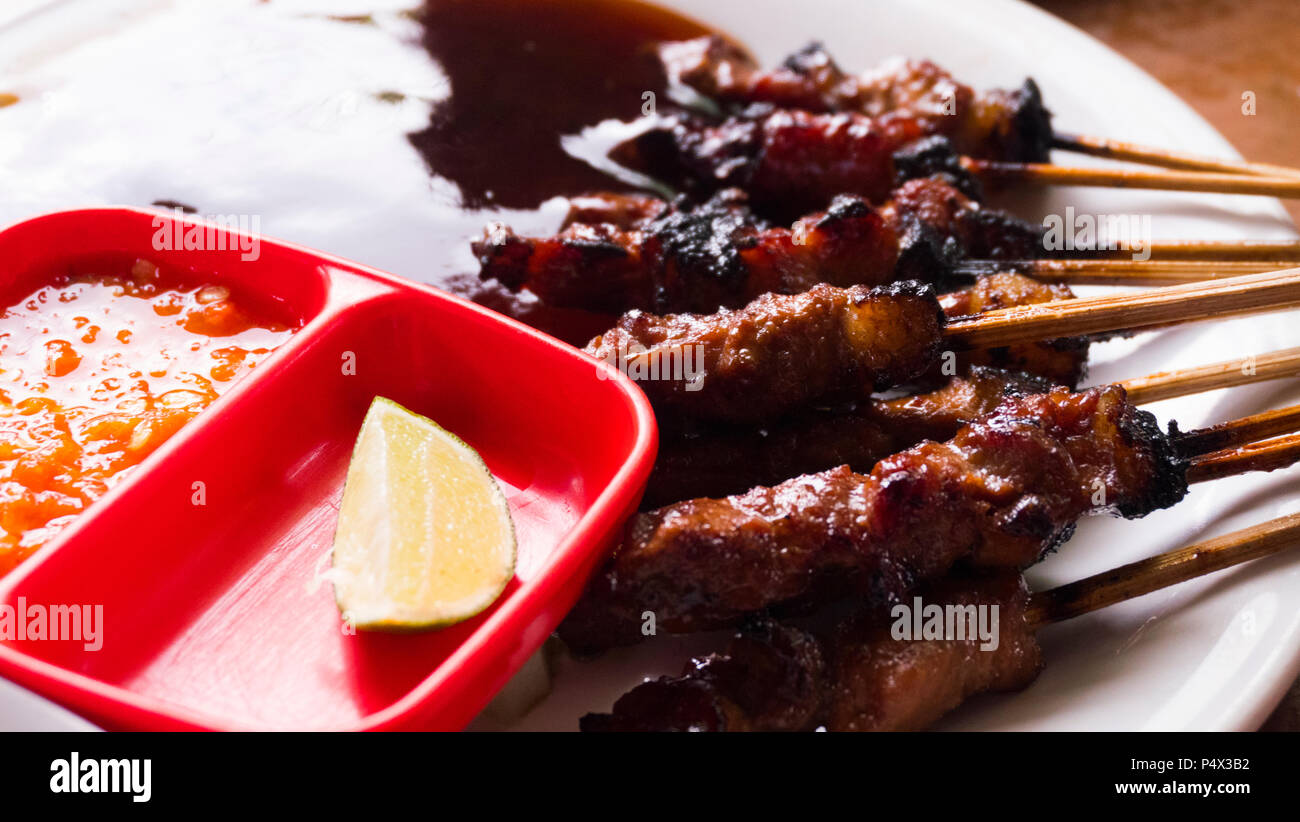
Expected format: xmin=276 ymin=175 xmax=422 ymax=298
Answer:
xmin=584 ymin=511 xmax=1300 ymax=732
xmin=606 ymin=269 xmax=1300 ymax=426
xmin=615 ymin=105 xmax=1300 ymax=220
xmin=480 ymin=185 xmax=1300 ymax=315
xmin=1185 ymin=433 xmax=1300 ymax=483
xmin=560 ymin=385 xmax=1300 ymax=655
xmin=657 ymin=37 xmax=1300 ymax=190
xmin=475 ymin=178 xmax=1043 ymax=315
xmin=645 ymin=346 xmax=1300 ymax=508
xmin=1173 ymin=401 xmax=1300 ymax=453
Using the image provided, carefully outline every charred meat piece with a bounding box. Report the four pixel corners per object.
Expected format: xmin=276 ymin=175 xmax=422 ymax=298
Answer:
xmin=579 ymin=618 xmax=826 ymax=732
xmin=580 ymin=571 xmax=1042 ymax=732
xmin=937 ymin=271 xmax=1088 ymax=389
xmin=586 ymin=271 xmax=1084 ymax=428
xmin=659 ymin=36 xmax=1052 ymax=163
xmin=585 ymin=280 xmax=945 ymax=425
xmin=475 ymin=178 xmax=1041 ymax=314
xmin=889 ymin=175 xmax=1041 ymax=261
xmin=557 ymin=386 xmax=1187 ymax=653
xmin=824 ymin=572 xmax=1042 ymax=732
xmin=612 ymin=99 xmax=1048 ymax=219
xmin=477 ymin=188 xmax=895 ymax=313
xmin=615 ymin=106 xmax=935 ymax=216
xmin=640 ymin=272 xmax=1086 ymax=508
xmin=642 ymin=366 xmax=1054 ymax=509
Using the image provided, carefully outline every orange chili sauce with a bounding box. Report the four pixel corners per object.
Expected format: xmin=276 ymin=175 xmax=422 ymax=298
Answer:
xmin=0 ymin=258 xmax=294 ymax=575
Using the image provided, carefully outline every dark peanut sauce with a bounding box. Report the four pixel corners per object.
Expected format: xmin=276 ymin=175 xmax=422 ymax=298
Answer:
xmin=412 ymin=0 xmax=719 ymax=343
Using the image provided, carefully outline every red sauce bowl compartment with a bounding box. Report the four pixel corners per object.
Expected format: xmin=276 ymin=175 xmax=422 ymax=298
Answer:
xmin=0 ymin=210 xmax=334 ymax=574
xmin=0 ymin=209 xmax=330 ymax=327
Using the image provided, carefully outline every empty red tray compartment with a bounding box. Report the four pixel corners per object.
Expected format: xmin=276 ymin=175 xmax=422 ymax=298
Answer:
xmin=0 ymin=208 xmax=657 ymax=730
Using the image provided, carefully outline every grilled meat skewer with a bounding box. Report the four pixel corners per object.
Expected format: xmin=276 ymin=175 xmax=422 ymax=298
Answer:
xmin=589 ymin=279 xmax=945 ymax=425
xmin=559 ymin=385 xmax=1185 ymax=654
xmin=475 ymin=177 xmax=1041 ymax=314
xmin=645 ymin=339 xmax=1300 ymax=509
xmin=583 ymin=511 xmax=1300 ymax=732
xmin=581 ymin=571 xmax=1038 ymax=732
xmin=588 ymin=272 xmax=1080 ymax=427
xmin=617 ymin=95 xmax=1300 ymax=218
xmin=642 ymin=365 xmax=1051 ymax=509
xmin=593 ymin=266 xmax=1300 ymax=427
xmin=658 ymin=36 xmax=1052 ymax=164
xmin=663 ymin=37 xmax=1300 ymax=181
xmin=612 ymin=106 xmax=982 ymax=218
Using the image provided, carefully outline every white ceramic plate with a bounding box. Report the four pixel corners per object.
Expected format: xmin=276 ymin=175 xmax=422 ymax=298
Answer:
xmin=0 ymin=678 xmax=99 ymax=731
xmin=2 ymin=0 xmax=1298 ymax=731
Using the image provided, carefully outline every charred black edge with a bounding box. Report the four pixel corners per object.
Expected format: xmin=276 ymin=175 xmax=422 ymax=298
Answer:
xmin=953 ymin=208 xmax=1046 ymax=260
xmin=819 ymin=193 xmax=963 ymax=286
xmin=894 ymin=212 xmax=964 ymax=287
xmin=966 ymin=364 xmax=1058 ymax=397
xmin=1004 ymin=78 xmax=1054 ymax=163
xmin=1116 ymin=405 xmax=1191 ymax=519
xmin=781 ymin=40 xmax=836 ymax=75
xmin=891 ymin=136 xmax=985 ymax=201
xmin=859 ymin=278 xmax=948 ymax=390
xmin=606 ymin=112 xmax=704 ymax=195
xmin=821 ymin=193 xmax=872 ymax=221
xmin=579 ymin=676 xmax=730 ymax=732
xmin=472 ymin=225 xmax=530 ymax=288
xmin=960 ymin=336 xmax=1089 ymax=391
xmin=865 ymin=276 xmax=939 ymax=303
xmin=1034 ymin=520 xmax=1079 ymax=559
xmin=643 ymin=197 xmax=751 ymax=294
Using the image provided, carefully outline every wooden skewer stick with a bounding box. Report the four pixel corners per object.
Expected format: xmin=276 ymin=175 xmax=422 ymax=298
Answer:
xmin=1025 ymin=433 xmax=1300 ymax=628
xmin=944 ymin=268 xmax=1300 ymax=350
xmin=962 ymin=157 xmax=1300 ymax=199
xmin=1025 ymin=511 xmax=1300 ymax=628
xmin=955 ymin=259 xmax=1295 ymax=287
xmin=1130 ymin=299 xmax=1300 ymax=336
xmin=1186 ymin=433 xmax=1300 ymax=483
xmin=1052 ymin=132 xmax=1300 ymax=181
xmin=1177 ymin=403 xmax=1300 ymax=456
xmin=1054 ymin=240 xmax=1300 ymax=262
xmin=1119 ymin=347 xmax=1300 ymax=405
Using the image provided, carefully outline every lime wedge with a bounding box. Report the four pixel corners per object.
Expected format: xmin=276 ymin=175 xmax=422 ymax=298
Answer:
xmin=331 ymin=397 xmax=516 ymax=631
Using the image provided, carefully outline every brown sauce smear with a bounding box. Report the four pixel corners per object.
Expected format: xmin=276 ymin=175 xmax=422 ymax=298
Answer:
xmin=409 ymin=0 xmax=713 ymax=210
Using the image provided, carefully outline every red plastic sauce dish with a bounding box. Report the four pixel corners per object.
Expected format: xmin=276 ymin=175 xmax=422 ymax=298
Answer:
xmin=0 ymin=208 xmax=658 ymax=731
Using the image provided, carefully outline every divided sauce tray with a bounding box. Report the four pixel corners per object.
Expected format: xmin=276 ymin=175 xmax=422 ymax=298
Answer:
xmin=0 ymin=208 xmax=658 ymax=731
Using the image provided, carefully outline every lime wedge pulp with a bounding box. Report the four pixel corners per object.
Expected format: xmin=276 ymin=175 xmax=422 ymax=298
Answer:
xmin=331 ymin=397 xmax=516 ymax=631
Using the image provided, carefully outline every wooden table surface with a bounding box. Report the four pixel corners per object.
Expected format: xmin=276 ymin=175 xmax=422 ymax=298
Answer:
xmin=1033 ymin=0 xmax=1300 ymax=732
